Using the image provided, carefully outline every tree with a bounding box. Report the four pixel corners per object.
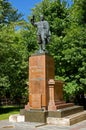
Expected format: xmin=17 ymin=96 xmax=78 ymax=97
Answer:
xmin=61 ymin=0 xmax=86 ymax=98
xmin=70 ymin=0 xmax=86 ymax=25
xmin=0 ymin=0 xmax=28 ymax=104
xmin=0 ymin=0 xmax=23 ymax=25
xmin=0 ymin=24 xmax=28 ymax=103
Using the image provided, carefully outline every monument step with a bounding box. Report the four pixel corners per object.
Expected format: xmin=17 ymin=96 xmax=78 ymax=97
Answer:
xmin=56 ymin=102 xmax=74 ymax=109
xmin=47 ymin=110 xmax=86 ymax=126
xmin=55 ymin=100 xmax=65 ymax=105
xmin=48 ymin=106 xmax=83 ymax=118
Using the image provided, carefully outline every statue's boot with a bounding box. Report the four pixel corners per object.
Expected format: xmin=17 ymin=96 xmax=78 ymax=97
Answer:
xmin=38 ymin=44 xmax=43 ymax=53
xmin=42 ymin=43 xmax=45 ymax=51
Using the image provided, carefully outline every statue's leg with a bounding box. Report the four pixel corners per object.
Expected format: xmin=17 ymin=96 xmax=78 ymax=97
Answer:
xmin=41 ymin=34 xmax=46 ymax=51
xmin=38 ymin=44 xmax=42 ymax=51
xmin=37 ymin=35 xmax=43 ymax=51
xmin=42 ymin=43 xmax=45 ymax=51
xmin=38 ymin=35 xmax=41 ymax=44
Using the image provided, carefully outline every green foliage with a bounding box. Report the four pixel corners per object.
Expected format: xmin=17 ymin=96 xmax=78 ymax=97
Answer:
xmin=0 ymin=0 xmax=28 ymax=104
xmin=71 ymin=0 xmax=86 ymax=24
xmin=61 ymin=0 xmax=86 ymax=95
xmin=0 ymin=0 xmax=23 ymax=25
xmin=0 ymin=24 xmax=28 ymax=103
xmin=20 ymin=24 xmax=38 ymax=54
xmin=64 ymin=81 xmax=82 ymax=95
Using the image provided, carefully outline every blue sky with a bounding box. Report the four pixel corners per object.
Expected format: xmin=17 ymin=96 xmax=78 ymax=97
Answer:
xmin=8 ymin=0 xmax=72 ymax=20
xmin=8 ymin=0 xmax=42 ymax=20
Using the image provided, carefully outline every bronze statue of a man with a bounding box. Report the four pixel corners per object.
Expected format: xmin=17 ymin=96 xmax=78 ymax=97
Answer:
xmin=31 ymin=15 xmax=51 ymax=52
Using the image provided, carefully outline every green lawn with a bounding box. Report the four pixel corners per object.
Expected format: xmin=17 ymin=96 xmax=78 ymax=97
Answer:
xmin=0 ymin=106 xmax=22 ymax=120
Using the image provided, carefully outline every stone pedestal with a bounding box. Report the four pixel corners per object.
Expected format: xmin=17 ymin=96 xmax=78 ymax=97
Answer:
xmin=26 ymin=53 xmax=54 ymax=110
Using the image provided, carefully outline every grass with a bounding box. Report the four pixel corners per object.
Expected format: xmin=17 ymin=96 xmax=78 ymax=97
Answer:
xmin=0 ymin=105 xmax=22 ymax=120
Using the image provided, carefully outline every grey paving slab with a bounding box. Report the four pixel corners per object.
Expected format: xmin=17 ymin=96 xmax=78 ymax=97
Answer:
xmin=0 ymin=120 xmax=86 ymax=130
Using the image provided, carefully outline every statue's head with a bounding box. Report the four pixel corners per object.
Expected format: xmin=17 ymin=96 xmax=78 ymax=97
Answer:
xmin=40 ymin=15 xmax=44 ymax=21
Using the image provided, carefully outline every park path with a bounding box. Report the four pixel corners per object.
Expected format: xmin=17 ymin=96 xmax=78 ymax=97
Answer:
xmin=0 ymin=120 xmax=86 ymax=130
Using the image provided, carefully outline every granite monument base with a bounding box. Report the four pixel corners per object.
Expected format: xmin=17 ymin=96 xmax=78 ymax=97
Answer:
xmin=20 ymin=109 xmax=48 ymax=123
xmin=20 ymin=106 xmax=84 ymax=123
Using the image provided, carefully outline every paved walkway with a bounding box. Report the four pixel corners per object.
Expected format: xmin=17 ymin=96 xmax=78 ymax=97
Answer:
xmin=0 ymin=120 xmax=86 ymax=130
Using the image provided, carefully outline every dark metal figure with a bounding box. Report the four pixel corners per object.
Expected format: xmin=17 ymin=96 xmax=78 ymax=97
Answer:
xmin=31 ymin=15 xmax=51 ymax=52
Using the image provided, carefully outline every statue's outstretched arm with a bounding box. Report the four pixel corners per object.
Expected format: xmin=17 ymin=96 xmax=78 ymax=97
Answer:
xmin=30 ymin=15 xmax=37 ymax=26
